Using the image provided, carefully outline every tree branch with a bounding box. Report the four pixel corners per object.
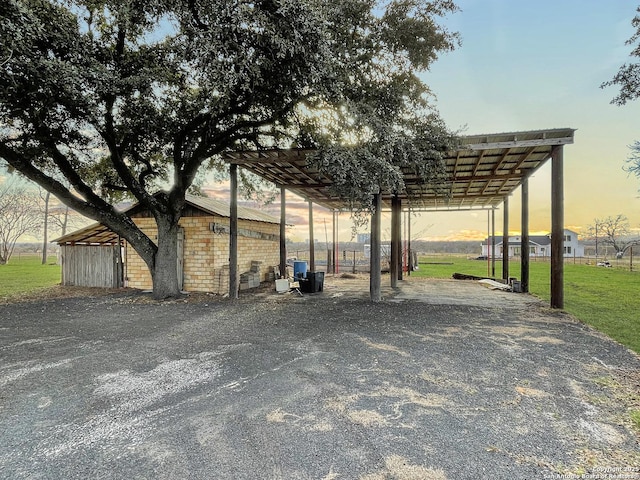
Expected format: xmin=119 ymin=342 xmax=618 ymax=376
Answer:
xmin=0 ymin=142 xmax=157 ymax=264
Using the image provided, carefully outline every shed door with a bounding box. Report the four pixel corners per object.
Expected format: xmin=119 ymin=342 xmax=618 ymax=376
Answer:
xmin=177 ymin=227 xmax=184 ymax=291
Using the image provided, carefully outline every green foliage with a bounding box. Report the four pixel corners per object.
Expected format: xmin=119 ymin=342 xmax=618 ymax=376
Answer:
xmin=0 ymin=0 xmax=460 ymax=296
xmin=413 ymin=256 xmax=640 ymax=354
xmin=0 ymin=255 xmax=60 ymax=300
xmin=0 ymin=0 xmax=458 ymax=209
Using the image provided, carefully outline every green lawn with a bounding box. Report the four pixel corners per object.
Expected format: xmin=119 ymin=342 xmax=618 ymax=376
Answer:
xmin=0 ymin=254 xmax=61 ymax=300
xmin=413 ymin=255 xmax=640 ymax=354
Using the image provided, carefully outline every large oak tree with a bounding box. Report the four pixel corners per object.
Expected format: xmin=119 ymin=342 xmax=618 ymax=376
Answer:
xmin=0 ymin=0 xmax=459 ymax=298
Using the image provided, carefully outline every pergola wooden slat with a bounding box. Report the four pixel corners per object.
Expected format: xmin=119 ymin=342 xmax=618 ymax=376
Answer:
xmin=223 ymin=127 xmax=575 ymax=307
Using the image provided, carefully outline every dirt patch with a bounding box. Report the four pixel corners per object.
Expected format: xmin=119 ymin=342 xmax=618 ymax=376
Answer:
xmin=515 ymin=386 xmax=549 ymax=398
xmin=2 ymin=278 xmax=640 ymax=479
xmin=361 ymin=455 xmax=448 ymax=480
xmin=358 ymin=336 xmax=409 ymax=357
xmin=0 ymin=285 xmax=126 ymax=305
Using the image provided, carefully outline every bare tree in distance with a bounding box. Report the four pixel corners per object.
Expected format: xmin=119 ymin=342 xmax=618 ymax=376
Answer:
xmin=0 ymin=178 xmax=42 ymax=264
xmin=40 ymin=188 xmax=50 ymax=264
xmin=38 ymin=186 xmax=91 ymax=264
xmin=587 ymin=214 xmax=640 ymax=258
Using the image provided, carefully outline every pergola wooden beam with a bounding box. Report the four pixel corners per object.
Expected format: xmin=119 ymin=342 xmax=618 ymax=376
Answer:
xmin=220 ymin=128 xmax=574 ymax=307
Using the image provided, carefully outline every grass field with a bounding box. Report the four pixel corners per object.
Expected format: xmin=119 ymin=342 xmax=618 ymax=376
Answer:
xmin=0 ymin=254 xmax=61 ymax=300
xmin=413 ymin=255 xmax=640 ymax=355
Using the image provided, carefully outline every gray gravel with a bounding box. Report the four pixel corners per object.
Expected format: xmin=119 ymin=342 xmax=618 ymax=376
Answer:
xmin=1 ymin=278 xmax=639 ymax=479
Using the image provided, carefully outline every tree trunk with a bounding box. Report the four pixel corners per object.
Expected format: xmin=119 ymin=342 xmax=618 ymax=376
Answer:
xmin=149 ymin=216 xmax=181 ymax=299
xmin=61 ymin=206 xmax=68 ymax=235
xmin=42 ymin=191 xmax=50 ymax=265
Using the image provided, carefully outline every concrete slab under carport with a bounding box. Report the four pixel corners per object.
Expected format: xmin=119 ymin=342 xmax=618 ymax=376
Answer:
xmin=315 ymin=274 xmax=542 ymax=309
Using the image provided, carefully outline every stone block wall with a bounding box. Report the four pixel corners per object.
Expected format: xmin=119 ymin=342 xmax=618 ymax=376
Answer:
xmin=124 ymin=215 xmax=280 ymax=294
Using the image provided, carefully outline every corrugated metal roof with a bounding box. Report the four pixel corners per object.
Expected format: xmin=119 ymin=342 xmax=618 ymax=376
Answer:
xmin=54 ymin=194 xmax=280 ymax=244
xmin=184 ymin=194 xmax=279 ymax=224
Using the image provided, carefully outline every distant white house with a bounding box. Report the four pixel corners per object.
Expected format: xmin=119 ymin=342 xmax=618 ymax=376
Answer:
xmin=481 ymin=229 xmax=584 ymax=258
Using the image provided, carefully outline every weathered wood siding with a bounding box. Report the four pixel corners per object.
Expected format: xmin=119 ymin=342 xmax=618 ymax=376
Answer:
xmin=61 ymin=245 xmax=123 ymax=288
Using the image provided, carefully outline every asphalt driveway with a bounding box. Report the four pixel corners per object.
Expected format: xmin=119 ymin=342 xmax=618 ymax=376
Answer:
xmin=1 ymin=277 xmax=639 ymax=479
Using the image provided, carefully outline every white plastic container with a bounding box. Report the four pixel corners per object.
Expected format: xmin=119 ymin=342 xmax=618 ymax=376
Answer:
xmin=275 ymin=279 xmax=289 ymax=293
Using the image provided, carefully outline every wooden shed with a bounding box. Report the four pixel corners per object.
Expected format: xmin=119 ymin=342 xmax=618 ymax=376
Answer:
xmin=54 ymin=194 xmax=282 ymax=293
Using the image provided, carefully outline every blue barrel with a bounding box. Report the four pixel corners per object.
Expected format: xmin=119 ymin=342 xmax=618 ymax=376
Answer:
xmin=293 ymin=261 xmax=308 ymax=280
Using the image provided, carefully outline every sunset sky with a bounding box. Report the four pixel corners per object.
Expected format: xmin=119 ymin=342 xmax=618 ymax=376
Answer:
xmin=207 ymin=1 xmax=640 ymax=243
xmin=4 ymin=2 xmax=640 ymax=245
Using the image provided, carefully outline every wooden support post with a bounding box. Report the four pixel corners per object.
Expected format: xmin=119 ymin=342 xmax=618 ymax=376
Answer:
xmin=279 ymin=186 xmax=287 ymax=279
xmin=370 ymin=193 xmax=382 ymax=302
xmin=335 ymin=211 xmax=340 ymax=275
xmin=491 ymin=207 xmax=496 ymax=278
xmin=502 ymin=197 xmax=509 ymax=281
xmin=521 ymin=177 xmax=530 ymax=293
xmin=551 ymin=146 xmax=564 ymax=309
xmin=407 ymin=208 xmax=412 ymax=276
xmin=390 ymin=195 xmax=401 ymax=287
xmin=487 ymin=210 xmax=491 ymax=277
xmin=308 ymin=200 xmax=315 ymax=271
xmin=229 ymin=163 xmax=239 ymax=299
xmin=398 ymin=199 xmax=403 ymax=281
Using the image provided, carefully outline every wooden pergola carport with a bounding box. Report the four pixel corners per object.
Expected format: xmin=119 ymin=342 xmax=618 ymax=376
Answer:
xmin=222 ymin=128 xmax=575 ymax=308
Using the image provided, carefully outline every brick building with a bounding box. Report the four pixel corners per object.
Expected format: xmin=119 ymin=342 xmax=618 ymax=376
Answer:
xmin=55 ymin=194 xmax=281 ymax=293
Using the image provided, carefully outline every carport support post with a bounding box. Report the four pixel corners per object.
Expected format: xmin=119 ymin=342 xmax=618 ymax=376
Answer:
xmin=391 ymin=195 xmax=401 ymax=288
xmin=551 ymin=146 xmax=564 ymax=309
xmin=491 ymin=207 xmax=496 ymax=278
xmin=502 ymin=197 xmax=509 ymax=281
xmin=308 ymin=200 xmax=315 ymax=271
xmin=370 ymin=193 xmax=382 ymax=302
xmin=332 ymin=211 xmax=336 ymax=275
xmin=407 ymin=208 xmax=412 ymax=276
xmin=334 ymin=211 xmax=340 ymax=275
xmin=521 ymin=177 xmax=530 ymax=293
xmin=229 ymin=163 xmax=239 ymax=299
xmin=279 ymin=186 xmax=287 ymax=279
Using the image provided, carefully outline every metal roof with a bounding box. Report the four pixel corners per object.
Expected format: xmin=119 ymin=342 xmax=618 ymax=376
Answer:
xmin=184 ymin=194 xmax=280 ymax=225
xmin=224 ymin=128 xmax=575 ymax=211
xmin=54 ymin=193 xmax=280 ymax=245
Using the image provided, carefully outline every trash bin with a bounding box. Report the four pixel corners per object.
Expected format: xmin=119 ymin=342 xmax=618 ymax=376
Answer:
xmin=293 ymin=261 xmax=307 ymax=280
xmin=301 ymin=271 xmax=324 ymax=293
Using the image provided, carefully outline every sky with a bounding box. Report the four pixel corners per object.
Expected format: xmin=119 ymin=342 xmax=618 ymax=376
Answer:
xmin=222 ymin=0 xmax=640 ymax=243
xmin=5 ymin=1 xmax=640 ymax=245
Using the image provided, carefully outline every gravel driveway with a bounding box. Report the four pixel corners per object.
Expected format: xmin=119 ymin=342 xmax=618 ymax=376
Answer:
xmin=1 ymin=276 xmax=639 ymax=479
